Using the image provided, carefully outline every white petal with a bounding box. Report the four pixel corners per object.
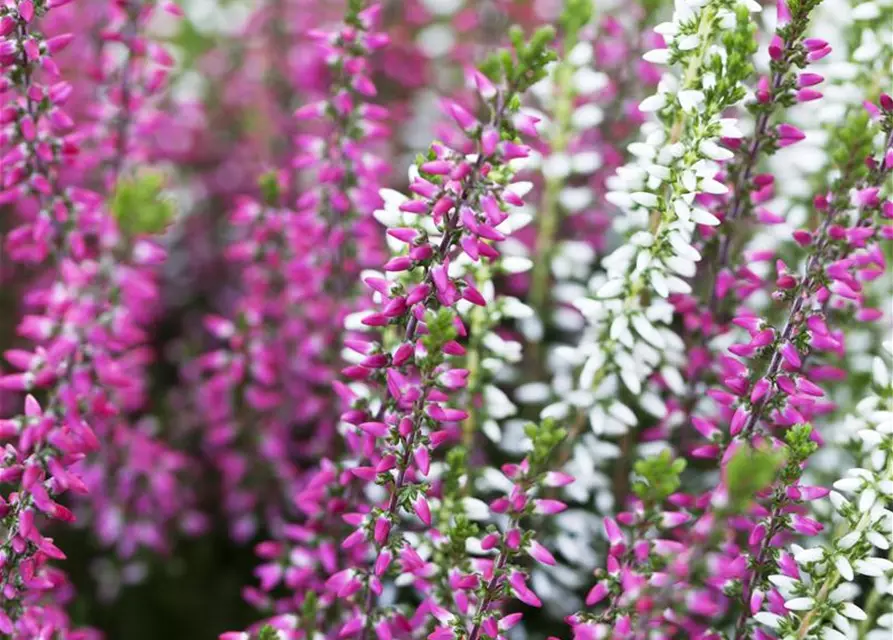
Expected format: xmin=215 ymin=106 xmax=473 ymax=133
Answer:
xmin=785 ymin=597 xmax=815 ymax=610
xmin=754 ymin=612 xmax=782 ymax=629
xmin=691 ymin=208 xmax=721 ymax=226
xmin=643 ymin=48 xmax=671 ymax=64
xmin=841 ymin=602 xmax=867 ymax=620
xmin=596 ymin=279 xmax=625 ymax=299
xmin=835 ymin=556 xmax=854 ymax=582
xmin=638 ymin=94 xmax=666 ymax=113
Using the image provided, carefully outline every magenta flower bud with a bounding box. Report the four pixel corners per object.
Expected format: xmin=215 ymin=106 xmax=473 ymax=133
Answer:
xmin=779 ymin=341 xmax=803 ymax=368
xmin=413 ymin=496 xmax=431 ymax=526
xmin=420 ymin=160 xmax=452 ymax=175
xmin=481 ymin=617 xmax=499 ymax=638
xmin=776 ymin=123 xmax=806 ymax=146
xmin=375 ymin=621 xmax=392 ymax=640
xmin=462 ymin=285 xmax=487 ymax=306
xmin=660 ymin=511 xmax=691 ymax=527
xmin=350 ymin=466 xmax=378 ymax=482
xmin=432 ymin=196 xmax=455 ymax=219
xmin=383 ymin=256 xmax=413 ymax=272
xmin=342 ymin=528 xmax=366 ymax=550
xmin=373 ymin=517 xmax=391 ymax=545
xmin=405 ymin=284 xmax=430 ymax=306
xmin=399 ymin=198 xmax=429 ymax=213
xmin=442 ymin=340 xmax=465 ymax=356
xmin=0 ymin=16 xmax=15 ymax=37
xmin=413 ymin=446 xmax=430 ymax=476
xmin=730 ymin=406 xmax=748 ymax=436
xmin=409 ymin=177 xmax=438 ymax=199
xmin=407 ymin=244 xmax=432 ymax=263
xmin=19 ymin=0 xmax=34 ymax=22
xmin=793 ymin=229 xmax=812 ymax=246
xmin=755 ymin=75 xmax=771 ymax=103
xmin=358 ymin=422 xmax=389 ymax=438
xmin=791 ymin=515 xmax=823 ymax=536
xmin=855 ymin=186 xmax=880 ymax=208
xmin=603 ymin=517 xmax=623 ymax=545
xmin=797 ymin=72 xmax=824 ymax=88
xmin=505 ymin=528 xmax=521 ymax=549
xmin=387 ymin=227 xmax=418 ymax=243
xmin=470 ymin=69 xmax=496 ymax=99
xmin=749 ymin=589 xmax=765 ymax=615
xmin=375 ymin=455 xmax=396 ymax=473
xmin=748 ymin=523 xmax=767 ymax=546
xmin=481 ymin=128 xmax=500 ymax=156
xmin=374 ymin=549 xmax=392 ymax=576
xmin=544 ymin=471 xmax=575 ymax=487
xmin=585 ymin=582 xmax=609 ymax=606
xmin=46 ymin=33 xmax=74 ymax=54
xmin=796 ymin=88 xmax=823 ymax=102
xmin=692 ymin=416 xmax=719 ymax=439
xmin=361 ymin=353 xmax=390 ymax=368
xmin=798 ymin=378 xmax=824 ymax=397
xmin=768 ymin=35 xmax=783 ymax=60
xmin=360 ymin=314 xmax=389 ymax=328
xmin=509 ymin=571 xmax=541 ymax=607
xmin=501 ymin=142 xmax=529 ymax=160
xmin=480 ymin=533 xmax=499 ymax=550
xmin=339 ymin=617 xmax=364 ymax=638
xmin=807 ymin=45 xmax=831 ymax=61
xmin=776 ymin=0 xmax=792 ymax=24
xmin=526 ymin=540 xmax=556 ymax=566
xmin=391 ymin=343 xmax=413 ymax=367
xmin=750 ymin=378 xmax=770 ymax=403
xmin=445 ymin=101 xmax=477 ymax=129
xmin=513 ymin=112 xmax=541 ymax=137
xmin=752 ymin=328 xmax=775 ymax=347
xmin=428 ymin=627 xmax=454 ymax=640
xmin=530 ymin=499 xmax=565 ymax=516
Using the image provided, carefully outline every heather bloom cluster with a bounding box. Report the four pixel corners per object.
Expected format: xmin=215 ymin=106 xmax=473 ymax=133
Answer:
xmin=190 ymin=0 xmax=390 ymax=541
xmin=1 ymin=0 xmax=892 ymax=638
xmin=755 ymin=345 xmax=893 ymax=639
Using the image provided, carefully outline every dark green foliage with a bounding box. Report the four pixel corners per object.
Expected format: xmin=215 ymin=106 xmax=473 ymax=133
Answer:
xmin=110 ymin=172 xmax=176 ymax=237
xmin=632 ymin=450 xmax=687 ymax=505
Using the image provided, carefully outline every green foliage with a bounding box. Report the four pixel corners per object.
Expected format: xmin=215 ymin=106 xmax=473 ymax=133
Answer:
xmin=258 ymin=171 xmax=280 ymax=206
xmin=726 ymin=443 xmax=786 ymax=510
xmin=631 ymin=450 xmax=686 ymax=505
xmin=711 ymin=5 xmax=757 ymax=109
xmin=777 ymin=423 xmax=818 ymax=486
xmin=110 ymin=172 xmax=176 ymax=237
xmin=443 ymin=447 xmax=468 ymax=498
xmin=524 ymin=418 xmax=566 ymax=472
xmin=344 ymin=0 xmax=366 ymax=28
xmin=559 ymin=0 xmax=594 ymax=37
xmin=828 ymin=109 xmax=877 ymax=194
xmin=256 ymin=626 xmax=279 ymax=640
xmin=421 ymin=308 xmax=458 ymax=358
xmin=478 ymin=25 xmax=557 ymax=94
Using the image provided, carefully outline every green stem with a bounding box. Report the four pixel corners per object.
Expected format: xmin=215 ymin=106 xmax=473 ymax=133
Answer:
xmin=530 ymin=49 xmax=576 ymax=317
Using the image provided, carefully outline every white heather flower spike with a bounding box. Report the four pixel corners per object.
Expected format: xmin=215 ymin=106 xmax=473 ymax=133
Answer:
xmin=515 ymin=0 xmax=766 ymax=604
xmin=764 ymin=348 xmax=893 ymax=637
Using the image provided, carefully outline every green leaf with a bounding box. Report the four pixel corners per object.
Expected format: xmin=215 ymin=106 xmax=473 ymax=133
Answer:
xmin=257 ymin=626 xmax=279 ymax=640
xmin=631 ymin=450 xmax=686 ymax=504
xmin=110 ymin=172 xmax=176 ymax=237
xmin=726 ymin=443 xmax=786 ymax=510
xmin=258 ymin=171 xmax=281 ymax=206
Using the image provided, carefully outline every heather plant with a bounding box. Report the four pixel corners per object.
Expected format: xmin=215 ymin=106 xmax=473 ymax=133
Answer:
xmin=0 ymin=0 xmax=891 ymax=638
